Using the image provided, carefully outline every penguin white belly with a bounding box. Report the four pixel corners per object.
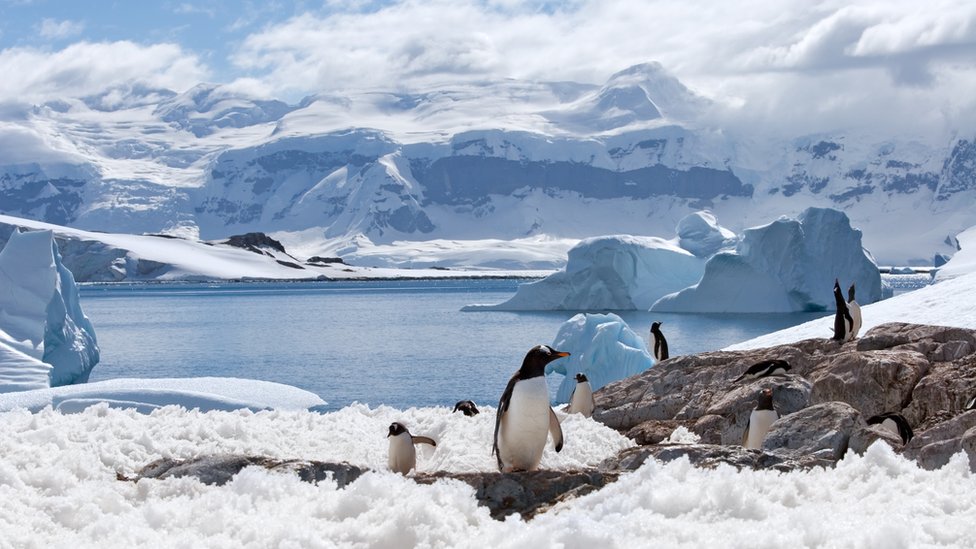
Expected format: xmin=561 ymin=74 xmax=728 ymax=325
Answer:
xmin=745 ymin=410 xmax=779 ymax=450
xmin=568 ymin=382 xmax=594 ymax=417
xmin=388 ymin=433 xmax=416 ymax=474
xmin=650 ymin=333 xmax=660 ymax=361
xmin=499 ymin=377 xmax=551 ymax=471
xmin=849 ymin=301 xmax=862 ymax=340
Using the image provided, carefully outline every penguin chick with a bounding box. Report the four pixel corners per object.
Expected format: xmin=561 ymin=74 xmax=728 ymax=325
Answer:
xmin=452 ymin=400 xmax=480 ymax=416
xmin=742 ymin=387 xmax=778 ymax=450
xmin=493 ymin=344 xmax=569 ymax=472
xmin=387 ymin=422 xmax=436 ymax=475
xmin=566 ymin=372 xmax=595 ymax=417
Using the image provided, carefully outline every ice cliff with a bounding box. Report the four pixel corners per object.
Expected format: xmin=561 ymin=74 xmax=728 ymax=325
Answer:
xmin=652 ymin=208 xmax=881 ymax=313
xmin=0 ymin=229 xmax=99 ymax=392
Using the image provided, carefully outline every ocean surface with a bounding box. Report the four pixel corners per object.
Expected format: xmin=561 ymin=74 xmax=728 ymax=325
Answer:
xmin=80 ymin=279 xmax=830 ymax=411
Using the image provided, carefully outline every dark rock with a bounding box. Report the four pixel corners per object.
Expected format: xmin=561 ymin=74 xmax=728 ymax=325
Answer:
xmin=761 ymin=401 xmax=861 ymax=460
xmin=307 ymin=256 xmax=346 ymax=265
xmin=625 ymin=419 xmax=696 ymax=445
xmin=131 ymin=455 xmax=368 ymax=488
xmin=902 ymin=411 xmax=976 ymax=470
xmin=601 ymin=444 xmax=835 ymax=472
xmin=224 ymin=232 xmax=287 ymax=254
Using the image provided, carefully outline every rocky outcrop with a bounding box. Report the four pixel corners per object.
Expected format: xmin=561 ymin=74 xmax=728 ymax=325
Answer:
xmin=127 ymin=455 xmax=616 ymax=520
xmin=595 ymin=322 xmax=976 ymax=470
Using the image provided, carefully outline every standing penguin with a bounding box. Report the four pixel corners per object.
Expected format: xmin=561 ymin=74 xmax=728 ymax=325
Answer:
xmin=742 ymin=387 xmax=778 ymax=450
xmin=649 ymin=321 xmax=669 ymax=362
xmin=832 ymin=279 xmax=854 ymax=342
xmin=387 ymin=422 xmax=436 ymax=475
xmin=566 ymin=373 xmax=595 ymax=417
xmin=493 ymin=344 xmax=569 ymax=472
xmin=847 ymin=283 xmax=862 ymax=341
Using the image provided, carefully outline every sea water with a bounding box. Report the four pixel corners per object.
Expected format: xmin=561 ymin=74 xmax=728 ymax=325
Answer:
xmin=80 ymin=279 xmax=826 ymax=411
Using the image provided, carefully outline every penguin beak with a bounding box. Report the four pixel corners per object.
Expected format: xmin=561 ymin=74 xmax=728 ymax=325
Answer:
xmin=554 ymin=351 xmax=570 ymax=358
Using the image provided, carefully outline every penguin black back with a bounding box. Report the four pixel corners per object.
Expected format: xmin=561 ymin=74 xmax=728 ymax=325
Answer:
xmin=867 ymin=412 xmax=914 ymax=444
xmin=650 ymin=321 xmax=669 ymax=361
xmin=832 ymin=279 xmax=853 ymax=341
xmin=453 ymin=400 xmax=480 ymax=416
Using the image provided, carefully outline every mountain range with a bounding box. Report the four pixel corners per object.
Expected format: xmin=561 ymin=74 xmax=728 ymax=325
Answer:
xmin=1 ymin=62 xmax=972 ymax=265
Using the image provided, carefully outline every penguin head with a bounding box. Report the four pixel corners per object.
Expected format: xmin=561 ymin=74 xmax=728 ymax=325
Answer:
xmin=388 ymin=422 xmax=408 ymax=437
xmin=651 ymin=321 xmax=662 ymax=333
xmin=453 ymin=400 xmax=479 ymax=416
xmin=575 ymin=373 xmax=589 ymax=383
xmin=519 ymin=344 xmax=570 ymax=379
xmin=756 ymin=387 xmax=774 ymax=410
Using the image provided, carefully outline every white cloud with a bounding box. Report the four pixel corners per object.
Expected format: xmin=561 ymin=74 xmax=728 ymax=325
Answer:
xmin=0 ymin=41 xmax=209 ymax=103
xmin=37 ymin=18 xmax=85 ymax=40
xmin=225 ymin=0 xmax=976 ymax=137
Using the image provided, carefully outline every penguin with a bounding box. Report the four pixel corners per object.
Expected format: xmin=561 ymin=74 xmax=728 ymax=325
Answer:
xmin=493 ymin=344 xmax=569 ymax=472
xmin=565 ymin=372 xmax=595 ymax=417
xmin=649 ymin=321 xmax=669 ymax=362
xmin=742 ymin=387 xmax=778 ymax=450
xmin=733 ymin=359 xmax=791 ymax=383
xmin=866 ymin=413 xmax=913 ymax=445
xmin=966 ymin=396 xmax=976 ymax=411
xmin=387 ymin=422 xmax=436 ymax=475
xmin=452 ymin=400 xmax=480 ymax=416
xmin=832 ymin=279 xmax=854 ymax=342
xmin=847 ymin=283 xmax=862 ymax=341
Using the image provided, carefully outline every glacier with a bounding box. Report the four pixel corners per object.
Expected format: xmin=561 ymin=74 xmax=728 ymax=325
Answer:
xmin=653 ymin=207 xmax=882 ymax=313
xmin=546 ymin=313 xmax=654 ymax=403
xmin=935 ymin=224 xmax=976 ymax=282
xmin=0 ymin=228 xmax=99 ymax=391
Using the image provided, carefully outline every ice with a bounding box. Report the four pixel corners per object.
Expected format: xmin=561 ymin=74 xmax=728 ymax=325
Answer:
xmin=546 ymin=313 xmax=653 ymax=402
xmin=464 ymin=235 xmax=704 ymax=311
xmin=653 ymin=207 xmax=882 ymax=313
xmin=676 ymin=210 xmax=737 ymax=258
xmin=935 ymin=224 xmax=976 ymax=281
xmin=0 ymin=229 xmax=98 ymax=391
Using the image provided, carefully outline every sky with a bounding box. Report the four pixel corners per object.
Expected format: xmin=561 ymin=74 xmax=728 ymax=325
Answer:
xmin=1 ymin=0 xmax=976 ymax=135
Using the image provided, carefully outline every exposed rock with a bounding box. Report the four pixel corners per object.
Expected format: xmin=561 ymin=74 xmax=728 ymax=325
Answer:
xmin=902 ymin=411 xmax=976 ymax=470
xmin=594 ymin=322 xmax=976 ymax=471
xmin=224 ymin=232 xmax=287 ymax=255
xmin=602 ymin=444 xmax=835 ymax=472
xmin=128 ymin=455 xmax=615 ymax=521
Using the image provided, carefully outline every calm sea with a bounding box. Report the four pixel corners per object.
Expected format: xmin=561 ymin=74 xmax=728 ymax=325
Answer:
xmin=79 ymin=279 xmax=826 ymax=411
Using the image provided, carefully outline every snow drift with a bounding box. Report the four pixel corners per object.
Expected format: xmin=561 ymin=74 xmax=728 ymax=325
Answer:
xmin=0 ymin=229 xmax=98 ymax=392
xmin=653 ymin=207 xmax=881 ymax=313
xmin=546 ymin=313 xmax=654 ymax=402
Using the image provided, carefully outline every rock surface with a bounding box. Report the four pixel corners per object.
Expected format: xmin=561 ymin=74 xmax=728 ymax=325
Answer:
xmin=595 ymin=322 xmax=976 ymax=470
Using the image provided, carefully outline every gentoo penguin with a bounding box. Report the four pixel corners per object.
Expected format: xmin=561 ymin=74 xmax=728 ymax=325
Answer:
xmin=866 ymin=413 xmax=914 ymax=444
xmin=566 ymin=373 xmax=595 ymax=417
xmin=649 ymin=321 xmax=669 ymax=362
xmin=452 ymin=400 xmax=480 ymax=416
xmin=733 ymin=359 xmax=791 ymax=383
xmin=966 ymin=396 xmax=976 ymax=411
xmin=832 ymin=279 xmax=854 ymax=342
xmin=742 ymin=387 xmax=778 ymax=450
xmin=847 ymin=283 xmax=862 ymax=341
xmin=387 ymin=422 xmax=436 ymax=475
xmin=493 ymin=344 xmax=569 ymax=472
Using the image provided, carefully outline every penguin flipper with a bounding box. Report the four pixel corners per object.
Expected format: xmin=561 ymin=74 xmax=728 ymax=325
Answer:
xmin=741 ymin=416 xmax=751 ymax=447
xmin=411 ymin=436 xmax=436 ymax=447
xmin=548 ymin=407 xmax=564 ymax=452
xmin=589 ymin=391 xmax=596 ymax=412
xmin=492 ymin=373 xmax=519 ymax=469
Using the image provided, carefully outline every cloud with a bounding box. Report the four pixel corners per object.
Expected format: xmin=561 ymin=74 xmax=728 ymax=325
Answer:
xmin=224 ymin=0 xmax=976 ymax=137
xmin=37 ymin=18 xmax=85 ymax=39
xmin=173 ymin=3 xmax=216 ymax=17
xmin=0 ymin=41 xmax=209 ymax=103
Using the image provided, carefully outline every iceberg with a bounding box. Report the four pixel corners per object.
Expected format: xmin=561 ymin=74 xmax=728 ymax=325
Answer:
xmin=653 ymin=207 xmax=882 ymax=313
xmin=0 ymin=229 xmax=99 ymax=392
xmin=676 ymin=210 xmax=737 ymax=258
xmin=465 ymin=235 xmax=704 ymax=311
xmin=546 ymin=313 xmax=653 ymax=402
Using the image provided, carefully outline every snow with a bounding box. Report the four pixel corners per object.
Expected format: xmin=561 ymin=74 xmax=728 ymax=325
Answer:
xmin=546 ymin=313 xmax=654 ymax=402
xmin=727 ymin=269 xmax=976 ymax=351
xmin=0 ymin=229 xmax=98 ymax=392
xmin=465 ymin=235 xmax=704 ymax=311
xmin=653 ymin=207 xmax=882 ymax=313
xmin=0 ymin=405 xmax=974 ymax=546
xmin=935 ymin=224 xmax=976 ymax=282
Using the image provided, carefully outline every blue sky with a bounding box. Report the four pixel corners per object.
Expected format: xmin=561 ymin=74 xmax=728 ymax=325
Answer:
xmin=0 ymin=0 xmax=975 ymax=135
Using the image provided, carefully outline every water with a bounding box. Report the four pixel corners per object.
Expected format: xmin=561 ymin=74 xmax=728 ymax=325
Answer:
xmin=79 ymin=279 xmax=823 ymax=411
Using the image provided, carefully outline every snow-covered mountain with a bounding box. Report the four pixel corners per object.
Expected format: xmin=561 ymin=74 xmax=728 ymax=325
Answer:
xmin=1 ymin=62 xmax=973 ymax=265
